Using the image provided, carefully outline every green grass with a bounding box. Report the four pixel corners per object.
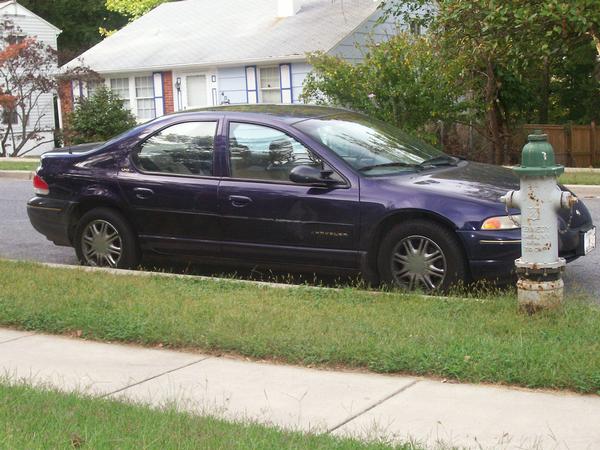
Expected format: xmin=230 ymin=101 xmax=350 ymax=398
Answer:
xmin=0 ymin=383 xmax=408 ymax=449
xmin=0 ymin=159 xmax=39 ymax=171
xmin=1 ymin=260 xmax=600 ymax=393
xmin=560 ymin=172 xmax=600 ymax=185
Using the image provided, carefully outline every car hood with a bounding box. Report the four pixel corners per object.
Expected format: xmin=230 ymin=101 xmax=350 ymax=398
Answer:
xmin=388 ymin=161 xmax=520 ymax=204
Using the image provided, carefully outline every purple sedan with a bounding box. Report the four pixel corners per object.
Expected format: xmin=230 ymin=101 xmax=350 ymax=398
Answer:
xmin=27 ymin=105 xmax=594 ymax=291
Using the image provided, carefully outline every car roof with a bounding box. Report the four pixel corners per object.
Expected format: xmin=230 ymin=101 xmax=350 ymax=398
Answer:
xmin=183 ymin=104 xmax=355 ymax=124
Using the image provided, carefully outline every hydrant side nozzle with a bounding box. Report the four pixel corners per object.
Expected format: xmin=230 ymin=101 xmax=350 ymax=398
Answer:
xmin=559 ymin=191 xmax=578 ymax=210
xmin=501 ymin=190 xmax=519 ymax=209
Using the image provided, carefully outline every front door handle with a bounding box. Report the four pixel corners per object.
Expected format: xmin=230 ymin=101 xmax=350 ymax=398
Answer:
xmin=229 ymin=195 xmax=252 ymax=207
xmin=133 ymin=187 xmax=154 ymax=200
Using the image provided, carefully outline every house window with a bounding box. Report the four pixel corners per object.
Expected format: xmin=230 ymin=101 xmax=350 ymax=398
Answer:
xmin=6 ymin=34 xmax=25 ymax=45
xmin=87 ymin=80 xmax=103 ymax=98
xmin=259 ymin=67 xmax=281 ymax=104
xmin=135 ymin=76 xmax=156 ymax=120
xmin=2 ymin=110 xmax=18 ymax=125
xmin=110 ymin=78 xmax=130 ymax=110
xmin=409 ymin=21 xmax=422 ymax=35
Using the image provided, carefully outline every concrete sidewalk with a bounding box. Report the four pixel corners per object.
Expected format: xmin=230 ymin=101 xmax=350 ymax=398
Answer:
xmin=1 ymin=328 xmax=600 ymax=449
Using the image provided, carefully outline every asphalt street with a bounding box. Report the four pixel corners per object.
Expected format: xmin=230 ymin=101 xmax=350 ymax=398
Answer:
xmin=1 ymin=178 xmax=599 ymax=299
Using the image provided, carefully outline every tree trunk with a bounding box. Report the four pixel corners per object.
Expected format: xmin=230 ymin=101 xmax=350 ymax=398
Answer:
xmin=539 ymin=57 xmax=550 ymax=124
xmin=485 ymin=60 xmax=504 ymax=165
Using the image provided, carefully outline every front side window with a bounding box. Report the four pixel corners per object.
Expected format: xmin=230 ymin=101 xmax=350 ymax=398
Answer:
xmin=294 ymin=113 xmax=444 ymax=176
xmin=229 ymin=122 xmax=324 ymax=182
xmin=259 ymin=67 xmax=281 ymax=104
xmin=135 ymin=76 xmax=156 ymax=120
xmin=133 ymin=121 xmax=217 ymax=176
xmin=110 ymin=78 xmax=130 ymax=110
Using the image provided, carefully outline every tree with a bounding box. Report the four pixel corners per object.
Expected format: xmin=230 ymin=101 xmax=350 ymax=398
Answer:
xmin=381 ymin=0 xmax=600 ymax=164
xmin=0 ymin=33 xmax=58 ymax=157
xmin=65 ymin=86 xmax=137 ymax=144
xmin=18 ymin=0 xmax=127 ymax=64
xmin=301 ymin=33 xmax=466 ymax=141
xmin=105 ymin=0 xmax=168 ymax=20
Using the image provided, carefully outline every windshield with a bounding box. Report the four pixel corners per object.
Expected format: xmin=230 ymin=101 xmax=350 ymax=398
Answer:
xmin=294 ymin=113 xmax=445 ymax=176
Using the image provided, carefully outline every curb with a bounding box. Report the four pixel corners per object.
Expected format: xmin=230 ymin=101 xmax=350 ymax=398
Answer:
xmin=0 ymin=170 xmax=34 ymax=180
xmin=564 ymin=167 xmax=600 ymax=173
xmin=11 ymin=260 xmax=476 ymax=303
xmin=564 ymin=184 xmax=600 ymax=199
xmin=33 ymin=261 xmax=345 ymax=292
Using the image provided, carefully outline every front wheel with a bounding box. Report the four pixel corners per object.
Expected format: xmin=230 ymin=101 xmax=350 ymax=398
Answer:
xmin=75 ymin=207 xmax=140 ymax=269
xmin=377 ymin=220 xmax=467 ymax=292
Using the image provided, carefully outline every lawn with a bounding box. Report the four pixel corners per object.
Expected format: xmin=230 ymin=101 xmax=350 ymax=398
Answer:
xmin=0 ymin=159 xmax=39 ymax=171
xmin=0 ymin=383 xmax=408 ymax=449
xmin=560 ymin=172 xmax=600 ymax=185
xmin=1 ymin=260 xmax=600 ymax=393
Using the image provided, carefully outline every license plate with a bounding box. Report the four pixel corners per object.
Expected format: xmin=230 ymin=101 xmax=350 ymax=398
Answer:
xmin=584 ymin=227 xmax=596 ymax=255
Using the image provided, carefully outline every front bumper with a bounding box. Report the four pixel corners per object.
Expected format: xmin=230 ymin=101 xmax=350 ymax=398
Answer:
xmin=458 ymin=222 xmax=595 ymax=282
xmin=27 ymin=197 xmax=77 ymax=246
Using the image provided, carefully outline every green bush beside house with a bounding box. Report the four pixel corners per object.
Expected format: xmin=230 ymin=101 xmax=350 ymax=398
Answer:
xmin=64 ymin=86 xmax=137 ymax=145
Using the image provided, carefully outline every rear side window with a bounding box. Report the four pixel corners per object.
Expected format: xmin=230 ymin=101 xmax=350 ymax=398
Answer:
xmin=133 ymin=121 xmax=217 ymax=176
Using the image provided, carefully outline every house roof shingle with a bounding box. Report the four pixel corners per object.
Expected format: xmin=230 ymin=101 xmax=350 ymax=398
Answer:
xmin=62 ymin=0 xmax=380 ymax=73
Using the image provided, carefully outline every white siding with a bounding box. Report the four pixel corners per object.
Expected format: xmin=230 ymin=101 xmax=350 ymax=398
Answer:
xmin=328 ymin=9 xmax=399 ymax=64
xmin=291 ymin=62 xmax=312 ymax=103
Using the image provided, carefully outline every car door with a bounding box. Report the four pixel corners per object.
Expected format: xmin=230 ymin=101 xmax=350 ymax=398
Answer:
xmin=218 ymin=120 xmax=361 ymax=268
xmin=118 ymin=119 xmax=222 ymax=256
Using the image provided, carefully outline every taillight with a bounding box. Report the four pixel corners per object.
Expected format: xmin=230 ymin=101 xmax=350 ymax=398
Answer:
xmin=33 ymin=174 xmax=49 ymax=195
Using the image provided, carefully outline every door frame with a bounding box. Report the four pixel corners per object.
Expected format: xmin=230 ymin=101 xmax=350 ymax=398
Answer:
xmin=175 ymin=71 xmax=214 ymax=111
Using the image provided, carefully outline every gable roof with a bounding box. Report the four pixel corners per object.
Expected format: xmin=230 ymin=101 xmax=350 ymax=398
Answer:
xmin=62 ymin=0 xmax=380 ymax=73
xmin=0 ymin=0 xmax=61 ymax=34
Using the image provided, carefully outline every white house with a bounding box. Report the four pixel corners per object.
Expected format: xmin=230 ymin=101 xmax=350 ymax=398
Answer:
xmin=0 ymin=0 xmax=60 ymax=156
xmin=60 ymin=0 xmax=399 ymax=122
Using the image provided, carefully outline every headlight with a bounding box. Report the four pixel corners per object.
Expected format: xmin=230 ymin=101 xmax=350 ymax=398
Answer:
xmin=481 ymin=215 xmax=521 ymax=230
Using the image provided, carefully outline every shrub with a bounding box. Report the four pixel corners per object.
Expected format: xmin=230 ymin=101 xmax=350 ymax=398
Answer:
xmin=65 ymin=86 xmax=137 ymax=144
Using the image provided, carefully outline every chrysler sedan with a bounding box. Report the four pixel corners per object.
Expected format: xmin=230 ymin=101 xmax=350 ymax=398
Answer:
xmin=27 ymin=105 xmax=594 ymax=291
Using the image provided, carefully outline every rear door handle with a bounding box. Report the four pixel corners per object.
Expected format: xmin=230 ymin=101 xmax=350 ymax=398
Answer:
xmin=133 ymin=187 xmax=154 ymax=199
xmin=229 ymin=195 xmax=252 ymax=207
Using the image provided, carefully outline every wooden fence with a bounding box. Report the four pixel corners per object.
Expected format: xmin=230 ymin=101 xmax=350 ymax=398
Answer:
xmin=521 ymin=123 xmax=599 ymax=168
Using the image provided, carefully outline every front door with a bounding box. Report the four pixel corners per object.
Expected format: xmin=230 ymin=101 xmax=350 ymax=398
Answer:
xmin=185 ymin=75 xmax=208 ymax=109
xmin=119 ymin=119 xmax=221 ymax=256
xmin=218 ymin=121 xmax=360 ymax=268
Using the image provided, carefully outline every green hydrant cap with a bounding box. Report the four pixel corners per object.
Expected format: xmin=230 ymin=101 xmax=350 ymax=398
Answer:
xmin=513 ymin=131 xmax=564 ymax=177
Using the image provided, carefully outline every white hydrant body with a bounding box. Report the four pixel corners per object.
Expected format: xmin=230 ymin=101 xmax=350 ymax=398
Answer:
xmin=502 ymin=178 xmax=573 ymax=270
xmin=500 ymin=133 xmax=575 ymax=311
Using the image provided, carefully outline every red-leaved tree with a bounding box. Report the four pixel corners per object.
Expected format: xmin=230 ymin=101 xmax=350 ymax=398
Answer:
xmin=0 ymin=29 xmax=57 ymax=157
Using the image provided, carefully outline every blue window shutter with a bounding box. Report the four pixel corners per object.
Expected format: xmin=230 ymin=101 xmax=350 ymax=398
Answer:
xmin=280 ymin=63 xmax=293 ymax=104
xmin=245 ymin=66 xmax=258 ymax=104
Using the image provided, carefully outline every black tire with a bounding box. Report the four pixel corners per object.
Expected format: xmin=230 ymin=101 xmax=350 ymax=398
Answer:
xmin=75 ymin=207 xmax=140 ymax=269
xmin=377 ymin=220 xmax=467 ymax=292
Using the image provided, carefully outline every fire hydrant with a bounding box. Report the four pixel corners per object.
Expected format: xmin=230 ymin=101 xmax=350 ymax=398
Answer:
xmin=500 ymin=133 xmax=577 ymax=311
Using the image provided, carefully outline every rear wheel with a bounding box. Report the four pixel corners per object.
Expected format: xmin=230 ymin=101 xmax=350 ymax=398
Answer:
xmin=75 ymin=208 xmax=140 ymax=269
xmin=377 ymin=220 xmax=466 ymax=292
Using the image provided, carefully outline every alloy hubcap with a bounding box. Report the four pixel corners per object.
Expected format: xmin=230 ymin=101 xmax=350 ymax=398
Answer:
xmin=81 ymin=220 xmax=122 ymax=268
xmin=391 ymin=235 xmax=446 ymax=291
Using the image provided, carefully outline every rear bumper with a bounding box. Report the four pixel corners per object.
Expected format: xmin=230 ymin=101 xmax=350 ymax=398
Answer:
xmin=27 ymin=197 xmax=77 ymax=246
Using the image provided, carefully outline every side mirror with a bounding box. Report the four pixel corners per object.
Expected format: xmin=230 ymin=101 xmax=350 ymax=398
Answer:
xmin=289 ymin=165 xmax=339 ymax=186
